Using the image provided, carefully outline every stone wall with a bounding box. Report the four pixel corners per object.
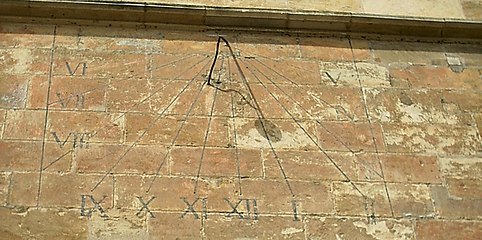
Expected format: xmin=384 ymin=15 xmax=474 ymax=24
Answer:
xmin=2 ymin=0 xmax=482 ymax=39
xmin=0 ymin=0 xmax=481 ymax=239
xmin=0 ymin=20 xmax=481 ymax=239
xmin=90 ymin=0 xmax=482 ymax=20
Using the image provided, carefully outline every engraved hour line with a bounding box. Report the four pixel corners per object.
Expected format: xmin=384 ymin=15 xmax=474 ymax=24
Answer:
xmin=348 ymin=38 xmax=394 ymax=217
xmin=219 ymin=37 xmax=294 ymax=197
xmin=244 ymin=60 xmax=379 ymax=220
xmin=145 ymin=82 xmax=210 ymax=192
xmin=44 ymin=133 xmax=121 ymax=171
xmin=250 ymin=54 xmax=383 ymax=219
xmin=248 ymin=59 xmax=355 ymax=122
xmin=214 ymin=40 xmax=264 ymax=118
xmin=47 ymin=54 xmax=199 ymax=107
xmin=245 ymin=60 xmax=384 ymax=179
xmin=37 ymin=26 xmax=57 ymax=207
xmin=91 ymin=60 xmax=212 ymax=192
xmin=251 ymin=58 xmax=299 ymax=86
xmin=245 ymin=54 xmax=351 ymax=118
xmin=149 ymin=54 xmax=198 ymax=72
xmin=91 ymin=60 xmax=210 ymax=191
xmin=243 ymin=53 xmax=355 ymax=122
xmin=43 ymin=56 xmax=210 ymax=171
xmin=227 ymin=56 xmax=244 ymax=196
xmin=85 ymin=56 xmax=211 ymax=138
xmin=241 ymin=59 xmax=370 ymax=200
xmin=204 ymin=51 xmax=248 ymax=195
xmin=146 ymin=70 xmax=210 ymax=193
xmin=50 ymin=55 xmax=205 ymax=109
xmin=73 ymin=55 xmax=210 ymax=143
xmin=42 ymin=149 xmax=73 ymax=171
xmin=245 ymin=54 xmax=377 ymax=172
xmin=241 ymin=52 xmax=318 ymax=74
xmin=193 ymin=54 xmax=223 ymax=194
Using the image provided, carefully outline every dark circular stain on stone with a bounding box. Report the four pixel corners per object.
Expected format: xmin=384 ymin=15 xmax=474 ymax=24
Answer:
xmin=399 ymin=92 xmax=414 ymax=106
xmin=254 ymin=119 xmax=282 ymax=142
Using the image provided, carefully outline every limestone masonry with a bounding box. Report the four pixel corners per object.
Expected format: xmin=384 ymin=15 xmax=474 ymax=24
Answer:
xmin=0 ymin=1 xmax=481 ymax=239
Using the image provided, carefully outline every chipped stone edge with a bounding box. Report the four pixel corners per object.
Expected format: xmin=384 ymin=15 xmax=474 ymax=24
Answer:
xmin=0 ymin=0 xmax=482 ymax=39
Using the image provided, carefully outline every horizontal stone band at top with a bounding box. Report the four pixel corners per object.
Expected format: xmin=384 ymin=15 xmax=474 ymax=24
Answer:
xmin=0 ymin=0 xmax=481 ymax=39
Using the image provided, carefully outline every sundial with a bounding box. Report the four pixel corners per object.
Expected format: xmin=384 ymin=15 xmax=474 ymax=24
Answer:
xmin=37 ymin=31 xmax=384 ymax=218
xmin=4 ymin=22 xmax=468 ymax=239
